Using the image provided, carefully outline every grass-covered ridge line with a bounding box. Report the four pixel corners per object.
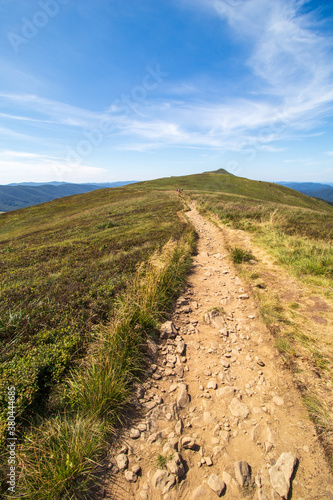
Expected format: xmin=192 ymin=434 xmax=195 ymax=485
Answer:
xmin=191 ymin=192 xmax=333 ymax=287
xmin=184 ymin=179 xmax=333 ymax=465
xmin=18 ymin=232 xmax=195 ymax=499
xmin=1 ymin=168 xmax=333 ymax=495
xmin=0 ymin=188 xmax=187 ymax=451
xmin=138 ymin=169 xmax=330 ymax=210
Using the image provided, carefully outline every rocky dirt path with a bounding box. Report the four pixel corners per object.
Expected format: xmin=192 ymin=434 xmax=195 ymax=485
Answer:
xmin=104 ymin=205 xmax=333 ymax=500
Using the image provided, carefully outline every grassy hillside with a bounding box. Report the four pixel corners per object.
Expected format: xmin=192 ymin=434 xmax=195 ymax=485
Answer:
xmin=0 ymin=182 xmax=136 ymax=212
xmin=0 ymin=187 xmax=189 ymax=426
xmin=139 ymin=169 xmax=330 ymax=210
xmin=145 ymin=169 xmax=333 ymax=465
xmin=0 ymin=186 xmax=195 ymax=498
xmin=1 ymin=169 xmax=332 ymax=498
xmin=139 ymin=169 xmax=333 ymax=276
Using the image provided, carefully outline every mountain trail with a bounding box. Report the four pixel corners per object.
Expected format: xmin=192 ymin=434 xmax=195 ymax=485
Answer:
xmin=101 ymin=204 xmax=333 ymax=500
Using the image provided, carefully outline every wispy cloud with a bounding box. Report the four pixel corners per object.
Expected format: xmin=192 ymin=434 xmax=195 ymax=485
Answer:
xmin=192 ymin=0 xmax=333 ymax=100
xmin=0 ymin=150 xmax=108 ymax=184
xmin=0 ymin=112 xmax=56 ymax=124
xmin=173 ymin=0 xmax=333 ymax=144
xmin=1 ymin=0 xmax=333 ymax=158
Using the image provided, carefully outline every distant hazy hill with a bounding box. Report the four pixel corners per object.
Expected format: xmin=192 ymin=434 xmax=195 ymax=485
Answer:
xmin=277 ymin=182 xmax=333 ymax=203
xmin=0 ymin=181 xmax=136 ymax=212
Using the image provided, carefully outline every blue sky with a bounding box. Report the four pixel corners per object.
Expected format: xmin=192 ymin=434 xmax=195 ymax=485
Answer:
xmin=0 ymin=0 xmax=333 ymax=184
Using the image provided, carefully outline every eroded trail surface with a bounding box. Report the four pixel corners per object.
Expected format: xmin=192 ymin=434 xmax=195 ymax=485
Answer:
xmin=106 ymin=206 xmax=333 ymax=500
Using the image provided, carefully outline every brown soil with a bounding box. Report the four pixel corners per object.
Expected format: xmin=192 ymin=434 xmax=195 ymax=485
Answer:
xmin=99 ymin=205 xmax=333 ymax=500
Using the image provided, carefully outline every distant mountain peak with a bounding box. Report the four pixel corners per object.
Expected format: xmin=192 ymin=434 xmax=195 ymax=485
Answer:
xmin=211 ymin=168 xmax=233 ymax=175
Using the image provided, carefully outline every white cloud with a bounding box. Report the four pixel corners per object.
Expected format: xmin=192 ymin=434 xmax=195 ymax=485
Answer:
xmin=0 ymin=93 xmax=107 ymax=128
xmin=0 ymin=150 xmax=57 ymax=159
xmin=0 ymin=153 xmax=108 ymax=184
xmin=1 ymin=1 xmax=333 ymax=159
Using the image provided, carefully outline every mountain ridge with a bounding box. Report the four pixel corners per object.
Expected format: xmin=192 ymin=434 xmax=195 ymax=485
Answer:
xmin=0 ymin=181 xmax=137 ymax=212
xmin=277 ymin=181 xmax=333 ymax=202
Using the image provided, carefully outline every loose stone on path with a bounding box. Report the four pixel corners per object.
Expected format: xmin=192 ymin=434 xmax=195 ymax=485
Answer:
xmin=106 ymin=204 xmax=333 ymax=500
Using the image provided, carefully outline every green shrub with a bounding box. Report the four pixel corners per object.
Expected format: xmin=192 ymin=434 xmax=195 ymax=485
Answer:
xmin=230 ymin=247 xmax=255 ymax=264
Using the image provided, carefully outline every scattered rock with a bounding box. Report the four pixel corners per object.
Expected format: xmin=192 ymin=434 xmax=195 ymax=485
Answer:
xmin=207 ymin=380 xmax=218 ymax=390
xmin=222 ymin=471 xmax=240 ymax=490
xmin=257 ymin=360 xmax=265 ymax=367
xmin=168 ymin=437 xmax=179 ymax=451
xmin=175 ymin=365 xmax=185 ymax=378
xmin=144 ymin=400 xmax=157 ymax=411
xmin=116 ymin=453 xmax=128 ymax=471
xmin=273 ymin=395 xmax=284 ymax=406
xmin=175 ymin=419 xmax=184 ymax=436
xmin=146 ymin=338 xmax=158 ymax=356
xmin=130 ymin=428 xmax=141 ymax=439
xmin=221 ymin=360 xmax=230 ymax=369
xmin=229 ymin=398 xmax=250 ymax=419
xmin=167 ymin=353 xmax=177 ymax=365
xmin=124 ymin=470 xmax=137 ymax=482
xmin=177 ymin=297 xmax=188 ymax=306
xmin=163 ymin=475 xmax=177 ymax=494
xmin=269 ymin=452 xmax=297 ymax=499
xmin=238 ymin=294 xmax=249 ymax=300
xmin=177 ymin=383 xmax=190 ymax=409
xmin=135 ymin=386 xmax=145 ymax=399
xmin=166 ymin=452 xmax=185 ymax=479
xmin=152 ymin=469 xmax=170 ymax=490
xmin=176 ymin=340 xmax=186 ymax=355
xmin=234 ymin=461 xmax=251 ymax=488
xmin=181 ymin=436 xmax=196 ymax=450
xmin=160 ymin=321 xmax=177 ymax=339
xmin=154 ymin=395 xmax=163 ymax=405
xmin=132 ymin=464 xmax=142 ymax=475
xmin=216 ymin=386 xmax=236 ymax=398
xmin=147 ymin=432 xmax=161 ymax=444
xmin=204 ymin=309 xmax=226 ymax=330
xmin=265 ymin=442 xmax=274 ymax=453
xmin=208 ymin=473 xmax=226 ymax=497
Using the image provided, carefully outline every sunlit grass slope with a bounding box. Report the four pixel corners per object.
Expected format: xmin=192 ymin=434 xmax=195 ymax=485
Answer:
xmin=138 ymin=168 xmax=331 ymax=210
xmin=0 ymin=185 xmax=197 ymax=498
xmin=0 ymin=187 xmax=188 ymax=438
xmin=137 ymin=168 xmax=333 ymax=286
xmin=1 ymin=169 xmax=332 ymax=497
xmin=146 ymin=169 xmax=333 ymax=465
